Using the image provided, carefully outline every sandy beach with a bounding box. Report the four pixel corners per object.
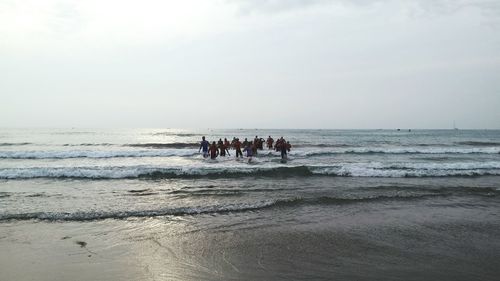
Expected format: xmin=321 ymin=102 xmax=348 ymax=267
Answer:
xmin=2 ymin=190 xmax=500 ymax=281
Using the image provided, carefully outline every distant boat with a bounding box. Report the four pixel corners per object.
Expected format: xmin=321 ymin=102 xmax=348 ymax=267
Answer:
xmin=453 ymin=121 xmax=459 ymax=130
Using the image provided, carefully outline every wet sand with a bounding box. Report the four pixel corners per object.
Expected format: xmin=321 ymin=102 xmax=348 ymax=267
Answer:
xmin=2 ymin=207 xmax=500 ymax=281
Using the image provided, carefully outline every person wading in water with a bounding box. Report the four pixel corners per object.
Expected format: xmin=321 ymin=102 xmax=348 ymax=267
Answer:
xmin=199 ymin=136 xmax=209 ymax=158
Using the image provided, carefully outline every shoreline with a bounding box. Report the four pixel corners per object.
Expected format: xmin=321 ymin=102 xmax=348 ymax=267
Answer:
xmin=2 ymin=194 xmax=500 ymax=281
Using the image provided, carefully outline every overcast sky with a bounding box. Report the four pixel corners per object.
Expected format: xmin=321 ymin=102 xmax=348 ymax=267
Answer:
xmin=1 ymin=0 xmax=499 ymax=129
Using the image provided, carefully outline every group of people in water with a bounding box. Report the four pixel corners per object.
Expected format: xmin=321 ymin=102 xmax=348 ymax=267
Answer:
xmin=198 ymin=136 xmax=292 ymax=161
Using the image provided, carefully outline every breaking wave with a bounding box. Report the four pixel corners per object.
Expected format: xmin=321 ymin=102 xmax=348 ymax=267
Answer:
xmin=125 ymin=143 xmax=199 ymax=149
xmin=0 ymin=149 xmax=198 ymax=159
xmin=360 ymin=185 xmax=500 ymax=196
xmin=0 ymin=166 xmax=312 ymax=179
xmin=1 ymin=146 xmax=499 ymax=160
xmin=0 ymin=203 xmax=273 ymax=221
xmin=299 ymin=147 xmax=500 ymax=157
xmin=293 ymin=144 xmax=356 ymax=148
xmin=1 ymin=162 xmax=500 ymax=179
xmin=0 ymin=142 xmax=32 ymax=146
xmin=0 ymin=194 xmax=446 ymax=222
xmin=62 ymin=143 xmax=114 ymax=147
xmin=456 ymin=141 xmax=500 ymax=146
xmin=151 ymin=132 xmax=201 ymax=137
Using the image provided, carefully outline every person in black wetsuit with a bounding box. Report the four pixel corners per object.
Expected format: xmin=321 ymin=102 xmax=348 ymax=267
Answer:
xmin=280 ymin=138 xmax=288 ymax=160
xmin=243 ymin=141 xmax=254 ymax=162
xmin=199 ymin=136 xmax=209 ymax=158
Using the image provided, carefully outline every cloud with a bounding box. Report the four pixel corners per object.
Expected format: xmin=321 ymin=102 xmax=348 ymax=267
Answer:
xmin=0 ymin=0 xmax=238 ymax=53
xmin=227 ymin=0 xmax=330 ymax=15
xmin=229 ymin=0 xmax=500 ymax=18
xmin=1 ymin=0 xmax=499 ymax=128
xmin=410 ymin=0 xmax=498 ymax=16
xmin=47 ymin=1 xmax=83 ymax=35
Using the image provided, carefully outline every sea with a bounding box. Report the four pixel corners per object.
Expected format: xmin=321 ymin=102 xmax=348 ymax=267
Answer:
xmin=1 ymin=128 xmax=500 ymax=280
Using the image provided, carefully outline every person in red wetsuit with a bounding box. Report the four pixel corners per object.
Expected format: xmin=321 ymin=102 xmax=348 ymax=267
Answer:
xmin=219 ymin=142 xmax=230 ymax=157
xmin=234 ymin=138 xmax=243 ymax=158
xmin=208 ymin=141 xmax=219 ymax=159
xmin=275 ymin=137 xmax=283 ymax=152
xmin=280 ymin=138 xmax=290 ymax=160
xmin=266 ymin=136 xmax=274 ymax=149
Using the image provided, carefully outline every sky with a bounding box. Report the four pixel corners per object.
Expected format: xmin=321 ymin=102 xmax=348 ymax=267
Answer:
xmin=1 ymin=0 xmax=499 ymax=129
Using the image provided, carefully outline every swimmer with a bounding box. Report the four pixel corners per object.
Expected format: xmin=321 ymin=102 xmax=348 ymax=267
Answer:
xmin=198 ymin=136 xmax=209 ymax=158
xmin=266 ymin=136 xmax=274 ymax=149
xmin=280 ymin=138 xmax=288 ymax=160
xmin=243 ymin=141 xmax=254 ymax=162
xmin=209 ymin=141 xmax=219 ymax=159
xmin=234 ymin=138 xmax=243 ymax=158
xmin=219 ymin=141 xmax=230 ymax=157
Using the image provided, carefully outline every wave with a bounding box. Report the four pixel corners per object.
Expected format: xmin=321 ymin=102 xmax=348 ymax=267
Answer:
xmin=2 ymin=146 xmax=499 ymax=160
xmin=293 ymin=144 xmax=356 ymax=148
xmin=0 ymin=202 xmax=274 ymax=222
xmin=171 ymin=189 xmax=245 ymax=197
xmin=456 ymin=141 xmax=500 ymax=146
xmin=271 ymin=194 xmax=446 ymax=208
xmin=294 ymin=143 xmax=460 ymax=148
xmin=62 ymin=143 xmax=114 ymax=147
xmin=0 ymin=192 xmax=10 ymax=198
xmin=300 ymin=147 xmax=500 ymax=156
xmin=313 ymin=162 xmax=500 ymax=177
xmin=0 ymin=194 xmax=444 ymax=222
xmin=0 ymin=165 xmax=312 ymax=179
xmin=379 ymin=162 xmax=500 ymax=170
xmin=0 ymin=142 xmax=32 ymax=146
xmin=1 ymin=163 xmax=500 ymax=179
xmin=149 ymin=166 xmax=314 ymax=179
xmin=125 ymin=143 xmax=199 ymax=149
xmin=0 ymin=149 xmax=198 ymax=159
xmin=151 ymin=132 xmax=201 ymax=137
xmin=0 ymin=143 xmax=115 ymax=147
xmin=361 ymin=185 xmax=500 ymax=196
xmin=50 ymin=131 xmax=95 ymax=135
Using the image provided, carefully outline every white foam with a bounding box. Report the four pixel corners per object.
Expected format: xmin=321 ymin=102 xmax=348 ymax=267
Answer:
xmin=0 ymin=149 xmax=198 ymax=159
xmin=1 ymin=162 xmax=500 ymax=179
xmin=310 ymin=161 xmax=500 ymax=177
xmin=1 ymin=146 xmax=499 ymax=160
xmin=0 ymin=165 xmax=257 ymax=179
xmin=297 ymin=146 xmax=500 ymax=156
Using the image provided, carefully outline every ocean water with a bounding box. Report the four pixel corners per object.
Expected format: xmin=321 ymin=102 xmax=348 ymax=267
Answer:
xmin=1 ymin=128 xmax=500 ymax=280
